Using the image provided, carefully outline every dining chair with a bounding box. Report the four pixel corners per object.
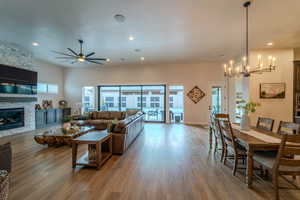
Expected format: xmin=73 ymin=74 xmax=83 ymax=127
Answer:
xmin=211 ymin=114 xmax=229 ymax=161
xmin=277 ymin=121 xmax=300 ymax=135
xmin=253 ymin=134 xmax=300 ymax=200
xmin=256 ymin=117 xmax=274 ymax=132
xmin=218 ymin=119 xmax=247 ymax=176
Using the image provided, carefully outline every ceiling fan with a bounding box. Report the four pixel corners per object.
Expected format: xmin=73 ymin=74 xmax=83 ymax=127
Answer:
xmin=53 ymin=39 xmax=108 ymax=65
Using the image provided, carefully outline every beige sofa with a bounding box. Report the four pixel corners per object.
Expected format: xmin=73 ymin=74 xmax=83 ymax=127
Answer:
xmin=72 ymin=110 xmax=145 ymax=154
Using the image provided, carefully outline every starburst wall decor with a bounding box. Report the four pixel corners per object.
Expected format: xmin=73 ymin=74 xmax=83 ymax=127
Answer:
xmin=187 ymin=86 xmax=205 ymax=104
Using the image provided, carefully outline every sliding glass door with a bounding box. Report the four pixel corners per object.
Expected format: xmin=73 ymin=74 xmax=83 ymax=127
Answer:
xmin=99 ymin=86 xmax=120 ymax=111
xmin=120 ymin=86 xmax=142 ymax=111
xmin=142 ymin=86 xmax=165 ymax=122
xmin=98 ymin=85 xmax=166 ymax=122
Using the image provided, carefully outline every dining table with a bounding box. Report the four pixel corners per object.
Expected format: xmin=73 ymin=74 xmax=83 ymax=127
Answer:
xmin=231 ymin=123 xmax=282 ymax=188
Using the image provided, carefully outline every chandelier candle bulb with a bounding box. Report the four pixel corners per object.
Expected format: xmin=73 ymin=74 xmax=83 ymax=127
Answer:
xmin=243 ymin=56 xmax=247 ymax=66
xmin=268 ymin=56 xmax=273 ymax=66
xmin=230 ymin=60 xmax=234 ymax=68
xmin=246 ymin=66 xmax=250 ymax=72
xmin=260 ymin=62 xmax=263 ymax=70
xmin=224 ymin=64 xmax=227 ymax=73
xmin=272 ymin=57 xmax=276 ymax=66
xmin=258 ymin=54 xmax=262 ymax=65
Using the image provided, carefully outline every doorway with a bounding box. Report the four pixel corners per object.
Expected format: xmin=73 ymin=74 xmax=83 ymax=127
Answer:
xmin=211 ymin=86 xmax=222 ymax=114
xmin=169 ymin=85 xmax=184 ymax=123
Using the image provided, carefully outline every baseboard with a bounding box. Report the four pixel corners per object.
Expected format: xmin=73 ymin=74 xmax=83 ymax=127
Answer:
xmin=184 ymin=121 xmax=209 ymax=126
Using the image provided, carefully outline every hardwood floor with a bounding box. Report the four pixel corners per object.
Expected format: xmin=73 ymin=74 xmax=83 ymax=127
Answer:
xmin=7 ymin=123 xmax=300 ymax=200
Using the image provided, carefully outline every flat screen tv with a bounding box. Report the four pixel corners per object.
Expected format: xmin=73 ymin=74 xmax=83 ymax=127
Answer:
xmin=0 ymin=64 xmax=37 ymax=95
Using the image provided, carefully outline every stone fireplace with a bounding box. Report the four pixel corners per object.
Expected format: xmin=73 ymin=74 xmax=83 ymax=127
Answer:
xmin=0 ymin=101 xmax=35 ymax=137
xmin=0 ymin=108 xmax=25 ymax=131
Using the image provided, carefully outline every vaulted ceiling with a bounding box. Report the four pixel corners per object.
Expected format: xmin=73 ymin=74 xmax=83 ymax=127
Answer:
xmin=0 ymin=0 xmax=300 ymax=67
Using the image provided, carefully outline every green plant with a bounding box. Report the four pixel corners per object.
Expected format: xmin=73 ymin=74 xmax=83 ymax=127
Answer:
xmin=237 ymin=99 xmax=260 ymax=114
xmin=63 ymin=115 xmax=73 ymax=123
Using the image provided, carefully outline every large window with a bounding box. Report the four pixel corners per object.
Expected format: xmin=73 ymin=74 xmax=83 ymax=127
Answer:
xmin=82 ymin=87 xmax=95 ymax=113
xmin=98 ymin=85 xmax=166 ymax=122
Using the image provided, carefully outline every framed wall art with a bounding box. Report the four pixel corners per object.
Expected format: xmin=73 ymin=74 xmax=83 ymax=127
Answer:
xmin=260 ymin=83 xmax=285 ymax=99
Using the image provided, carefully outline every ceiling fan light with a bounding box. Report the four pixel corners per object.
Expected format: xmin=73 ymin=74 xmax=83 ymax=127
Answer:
xmin=78 ymin=57 xmax=85 ymax=62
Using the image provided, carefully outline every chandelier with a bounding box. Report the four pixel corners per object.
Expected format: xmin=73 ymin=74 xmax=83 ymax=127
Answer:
xmin=223 ymin=1 xmax=276 ymax=77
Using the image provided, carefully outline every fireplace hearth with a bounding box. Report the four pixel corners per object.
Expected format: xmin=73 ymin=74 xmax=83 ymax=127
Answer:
xmin=0 ymin=108 xmax=24 ymax=131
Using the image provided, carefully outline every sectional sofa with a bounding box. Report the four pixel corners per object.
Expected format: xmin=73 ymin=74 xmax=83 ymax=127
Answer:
xmin=72 ymin=110 xmax=145 ymax=154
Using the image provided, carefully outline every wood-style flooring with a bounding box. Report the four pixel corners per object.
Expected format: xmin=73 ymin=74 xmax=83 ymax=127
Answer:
xmin=6 ymin=123 xmax=300 ymax=200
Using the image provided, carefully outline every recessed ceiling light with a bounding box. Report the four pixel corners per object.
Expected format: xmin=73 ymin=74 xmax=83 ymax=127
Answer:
xmin=140 ymin=57 xmax=145 ymax=61
xmin=114 ymin=14 xmax=126 ymax=23
xmin=32 ymin=42 xmax=39 ymax=46
xmin=106 ymin=58 xmax=110 ymax=62
xmin=129 ymin=36 xmax=135 ymax=41
xmin=267 ymin=42 xmax=273 ymax=46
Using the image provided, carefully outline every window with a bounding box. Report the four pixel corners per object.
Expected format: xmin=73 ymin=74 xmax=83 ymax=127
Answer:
xmin=170 ymin=103 xmax=173 ymax=108
xmin=150 ymin=97 xmax=160 ymax=102
xmin=37 ymin=83 xmax=58 ymax=94
xmin=150 ymin=103 xmax=160 ymax=108
xmin=82 ymin=87 xmax=95 ymax=113
xmin=169 ymin=96 xmax=174 ymax=102
xmin=137 ymin=97 xmax=146 ymax=101
xmin=107 ymin=103 xmax=114 ymax=107
xmin=99 ymin=87 xmax=119 ymax=111
xmin=48 ymin=84 xmax=58 ymax=94
xmin=137 ymin=103 xmax=146 ymax=107
xmin=37 ymin=83 xmax=47 ymax=93
xmin=84 ymin=96 xmax=90 ymax=102
xmin=105 ymin=97 xmax=114 ymax=101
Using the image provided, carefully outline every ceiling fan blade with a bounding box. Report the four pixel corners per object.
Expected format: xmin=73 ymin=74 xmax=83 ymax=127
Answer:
xmin=85 ymin=52 xmax=95 ymax=57
xmin=52 ymin=50 xmax=76 ymax=57
xmin=87 ymin=60 xmax=103 ymax=65
xmin=87 ymin=58 xmax=107 ymax=61
xmin=67 ymin=48 xmax=78 ymax=56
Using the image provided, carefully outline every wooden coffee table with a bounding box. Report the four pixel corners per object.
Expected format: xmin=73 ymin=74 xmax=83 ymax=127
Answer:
xmin=72 ymin=130 xmax=112 ymax=170
xmin=34 ymin=126 xmax=95 ymax=146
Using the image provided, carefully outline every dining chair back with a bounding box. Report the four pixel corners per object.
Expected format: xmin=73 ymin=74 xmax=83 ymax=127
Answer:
xmin=277 ymin=121 xmax=300 ymax=135
xmin=272 ymin=134 xmax=300 ymax=199
xmin=218 ymin=119 xmax=246 ymax=175
xmin=209 ymin=114 xmax=229 ymax=161
xmin=256 ymin=117 xmax=274 ymax=132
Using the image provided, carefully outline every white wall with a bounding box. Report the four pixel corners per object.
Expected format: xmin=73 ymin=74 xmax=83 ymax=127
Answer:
xmin=64 ymin=62 xmax=224 ymax=125
xmin=249 ymin=49 xmax=294 ymax=130
xmin=33 ymin=59 xmax=65 ymax=108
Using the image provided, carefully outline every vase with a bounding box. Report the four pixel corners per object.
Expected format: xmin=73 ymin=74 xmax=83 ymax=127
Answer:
xmin=240 ymin=113 xmax=250 ymax=131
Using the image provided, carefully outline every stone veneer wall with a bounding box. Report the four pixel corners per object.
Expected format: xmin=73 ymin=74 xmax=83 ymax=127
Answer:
xmin=0 ymin=41 xmax=36 ymax=137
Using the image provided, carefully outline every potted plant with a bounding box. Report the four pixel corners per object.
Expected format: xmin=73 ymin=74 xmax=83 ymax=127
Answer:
xmin=237 ymin=100 xmax=260 ymax=130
